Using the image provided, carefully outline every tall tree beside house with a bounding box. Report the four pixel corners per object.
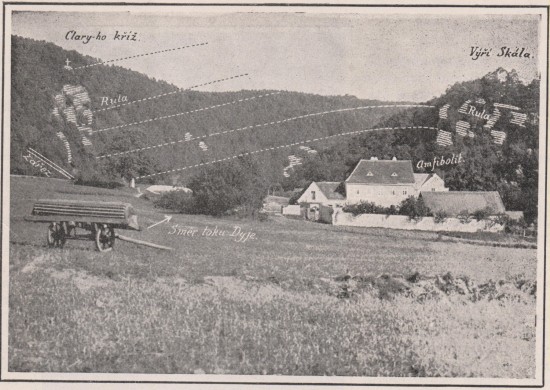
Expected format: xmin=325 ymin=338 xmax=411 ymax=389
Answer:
xmin=187 ymin=156 xmax=270 ymax=217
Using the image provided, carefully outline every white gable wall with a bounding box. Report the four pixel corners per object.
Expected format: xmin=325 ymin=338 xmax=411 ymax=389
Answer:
xmin=419 ymin=175 xmax=448 ymax=192
xmin=346 ymin=183 xmax=417 ymax=207
xmin=297 ymin=182 xmax=330 ymax=204
xmin=297 ymin=182 xmax=345 ymax=207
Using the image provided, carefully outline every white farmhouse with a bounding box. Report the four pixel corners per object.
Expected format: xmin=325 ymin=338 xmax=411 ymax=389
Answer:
xmin=297 ymin=181 xmax=346 ymax=208
xmin=344 ymin=158 xmax=448 ymax=207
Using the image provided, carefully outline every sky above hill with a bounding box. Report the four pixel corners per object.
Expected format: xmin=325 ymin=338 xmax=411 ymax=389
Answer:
xmin=11 ymin=8 xmax=543 ymax=102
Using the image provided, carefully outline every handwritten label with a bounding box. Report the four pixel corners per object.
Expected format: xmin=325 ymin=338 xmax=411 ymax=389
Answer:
xmin=470 ymin=46 xmax=532 ymax=60
xmin=65 ymin=30 xmax=139 ymax=44
xmin=23 ymin=153 xmax=52 ymax=177
xmin=416 ymin=153 xmax=464 ymax=171
xmin=101 ymin=95 xmax=128 ymax=106
xmin=466 ymin=105 xmax=492 ymax=120
xmin=167 ymin=224 xmax=256 ymax=243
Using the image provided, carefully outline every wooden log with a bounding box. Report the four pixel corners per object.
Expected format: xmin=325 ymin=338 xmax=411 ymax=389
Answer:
xmin=30 ymin=199 xmax=140 ymax=231
xmin=115 ymin=234 xmax=174 ymax=251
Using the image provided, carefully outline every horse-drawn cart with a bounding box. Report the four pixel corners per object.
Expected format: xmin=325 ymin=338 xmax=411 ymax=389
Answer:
xmin=25 ymin=199 xmax=141 ymax=252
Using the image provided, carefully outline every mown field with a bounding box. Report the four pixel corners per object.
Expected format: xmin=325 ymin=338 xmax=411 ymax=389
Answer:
xmin=7 ymin=176 xmax=538 ymax=377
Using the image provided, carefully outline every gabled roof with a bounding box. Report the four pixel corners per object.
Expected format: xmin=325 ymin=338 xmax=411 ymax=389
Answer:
xmin=346 ymin=160 xmax=415 ymax=185
xmin=414 ymin=173 xmax=431 ymax=188
xmin=316 ymin=182 xmax=346 ymax=200
xmin=420 ymin=191 xmax=506 ymax=216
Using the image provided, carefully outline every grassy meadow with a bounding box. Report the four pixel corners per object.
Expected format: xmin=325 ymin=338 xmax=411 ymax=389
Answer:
xmin=7 ymin=176 xmax=538 ymax=377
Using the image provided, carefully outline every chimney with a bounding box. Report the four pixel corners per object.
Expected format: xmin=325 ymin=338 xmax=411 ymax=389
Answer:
xmin=370 ymin=157 xmax=378 ymax=161
xmin=392 ymin=156 xmax=397 ymax=161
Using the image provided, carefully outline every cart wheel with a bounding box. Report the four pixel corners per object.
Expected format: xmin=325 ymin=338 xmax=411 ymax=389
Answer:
xmin=95 ymin=224 xmax=115 ymax=252
xmin=47 ymin=222 xmax=67 ymax=248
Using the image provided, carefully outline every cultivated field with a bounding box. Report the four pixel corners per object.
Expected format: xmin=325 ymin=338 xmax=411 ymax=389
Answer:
xmin=7 ymin=176 xmax=538 ymax=377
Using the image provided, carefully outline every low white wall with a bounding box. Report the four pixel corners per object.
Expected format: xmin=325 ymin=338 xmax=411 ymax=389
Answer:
xmin=282 ymin=205 xmax=302 ymax=216
xmin=333 ymin=211 xmax=504 ymax=232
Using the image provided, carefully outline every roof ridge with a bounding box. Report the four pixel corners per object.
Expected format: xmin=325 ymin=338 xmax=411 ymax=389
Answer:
xmin=358 ymin=159 xmax=412 ymax=162
xmin=423 ymin=190 xmax=499 ymax=194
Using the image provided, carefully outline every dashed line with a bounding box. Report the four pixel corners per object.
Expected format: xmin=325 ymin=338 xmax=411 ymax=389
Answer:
xmin=93 ymin=91 xmax=282 ymax=134
xmin=73 ymin=42 xmax=209 ymax=70
xmin=135 ymin=125 xmax=437 ymax=180
xmin=96 ymin=104 xmax=433 ymax=155
xmin=93 ymin=73 xmax=250 ymax=112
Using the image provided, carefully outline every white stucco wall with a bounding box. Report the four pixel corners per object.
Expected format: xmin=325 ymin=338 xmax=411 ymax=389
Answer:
xmin=333 ymin=211 xmax=504 ymax=233
xmin=345 ymin=184 xmax=417 ymax=207
xmin=282 ymin=205 xmax=302 ymax=216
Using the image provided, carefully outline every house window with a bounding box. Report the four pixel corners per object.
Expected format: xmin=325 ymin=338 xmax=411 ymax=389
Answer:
xmin=392 ymin=190 xmax=396 ymax=195
xmin=432 ymin=188 xmax=435 ymax=192
xmin=403 ymin=190 xmax=407 ymax=195
xmin=357 ymin=190 xmax=360 ymax=194
xmin=311 ymin=191 xmax=316 ymax=200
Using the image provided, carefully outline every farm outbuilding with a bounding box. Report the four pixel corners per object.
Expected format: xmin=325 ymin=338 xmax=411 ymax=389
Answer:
xmin=420 ymin=191 xmax=506 ymax=216
xmin=297 ymin=181 xmax=346 ymax=208
xmin=145 ymin=185 xmax=192 ymax=195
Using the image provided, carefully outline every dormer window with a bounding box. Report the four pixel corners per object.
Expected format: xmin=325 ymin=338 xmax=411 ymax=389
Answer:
xmin=366 ymin=171 xmax=374 ymax=176
xmin=391 ymin=172 xmax=398 ymax=177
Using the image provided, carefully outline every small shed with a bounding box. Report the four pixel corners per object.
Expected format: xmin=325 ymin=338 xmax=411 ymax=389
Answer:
xmin=145 ymin=185 xmax=192 ymax=195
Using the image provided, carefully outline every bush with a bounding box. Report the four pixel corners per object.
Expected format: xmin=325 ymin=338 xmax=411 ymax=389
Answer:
xmin=74 ymin=166 xmax=125 ymax=189
xmin=74 ymin=177 xmax=125 ymax=189
xmin=493 ymin=213 xmax=510 ymax=226
xmin=188 ymin=156 xmax=269 ymax=217
xmin=472 ymin=207 xmax=491 ymax=222
xmin=433 ymin=210 xmax=449 ymax=224
xmin=457 ymin=210 xmax=472 ymax=224
xmin=386 ymin=205 xmax=399 ymax=216
xmin=398 ymin=196 xmax=431 ymax=221
xmin=257 ymin=211 xmax=270 ymax=222
xmin=341 ymin=198 xmax=430 ymax=220
xmin=504 ymin=216 xmax=535 ymax=236
xmin=288 ymin=190 xmax=303 ymax=205
xmin=342 ymin=201 xmax=391 ymax=216
xmin=154 ymin=191 xmax=196 ymax=213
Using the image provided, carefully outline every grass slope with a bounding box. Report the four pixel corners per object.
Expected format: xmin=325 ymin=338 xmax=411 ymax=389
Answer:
xmin=8 ymin=176 xmax=537 ymax=377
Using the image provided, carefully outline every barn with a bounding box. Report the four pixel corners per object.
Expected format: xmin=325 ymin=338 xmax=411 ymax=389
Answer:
xmin=420 ymin=191 xmax=506 ymax=216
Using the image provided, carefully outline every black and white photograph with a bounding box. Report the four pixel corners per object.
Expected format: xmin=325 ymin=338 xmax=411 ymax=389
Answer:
xmin=0 ymin=2 xmax=548 ymax=388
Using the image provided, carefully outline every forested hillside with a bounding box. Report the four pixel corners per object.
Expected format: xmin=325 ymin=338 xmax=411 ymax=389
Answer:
xmin=11 ymin=36 xmax=409 ymax=185
xmin=284 ymin=68 xmax=540 ymax=222
xmin=11 ymin=36 xmax=541 ymax=221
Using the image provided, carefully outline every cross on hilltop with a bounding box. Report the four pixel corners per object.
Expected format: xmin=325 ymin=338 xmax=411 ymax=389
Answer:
xmin=64 ymin=58 xmax=73 ymax=71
